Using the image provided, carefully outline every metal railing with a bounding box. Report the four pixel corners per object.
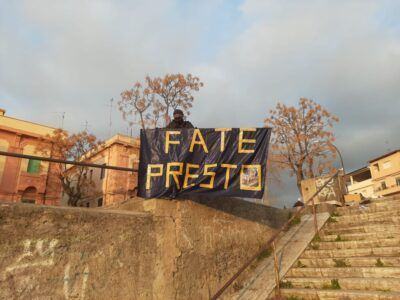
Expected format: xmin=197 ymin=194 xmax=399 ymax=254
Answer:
xmin=0 ymin=151 xmax=138 ymax=172
xmin=210 ymin=171 xmax=340 ymax=300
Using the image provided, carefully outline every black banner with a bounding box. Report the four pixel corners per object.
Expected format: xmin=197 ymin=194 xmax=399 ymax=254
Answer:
xmin=138 ymin=128 xmax=272 ymax=199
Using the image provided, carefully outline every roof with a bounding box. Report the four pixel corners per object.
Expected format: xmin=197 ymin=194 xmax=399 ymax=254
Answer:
xmin=369 ymin=149 xmax=400 ymax=163
xmin=345 ymin=166 xmax=370 ymax=177
xmin=0 ymin=113 xmax=57 ymax=137
xmin=293 ymin=200 xmax=304 ymax=207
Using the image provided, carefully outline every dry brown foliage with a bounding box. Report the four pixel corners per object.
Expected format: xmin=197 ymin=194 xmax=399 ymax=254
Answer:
xmin=37 ymin=129 xmax=104 ymax=206
xmin=265 ymin=98 xmax=339 ymax=192
xmin=119 ymin=73 xmax=203 ymax=130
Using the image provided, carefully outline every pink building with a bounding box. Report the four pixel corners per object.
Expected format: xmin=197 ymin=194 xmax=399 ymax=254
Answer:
xmin=0 ymin=109 xmax=61 ymax=205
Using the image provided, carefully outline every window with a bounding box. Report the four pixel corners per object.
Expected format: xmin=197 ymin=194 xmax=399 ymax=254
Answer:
xmin=396 ymin=178 xmax=400 ymax=187
xmin=21 ymin=199 xmax=35 ymax=204
xmin=100 ymin=164 xmax=106 ymax=179
xmin=97 ymin=198 xmax=103 ymax=207
xmin=381 ymin=181 xmax=387 ymax=190
xmin=90 ymin=169 xmax=93 ymax=180
xmin=373 ymin=163 xmax=380 ymax=172
xmin=382 ymin=161 xmax=392 ymax=170
xmin=27 ymin=159 xmax=40 ymax=174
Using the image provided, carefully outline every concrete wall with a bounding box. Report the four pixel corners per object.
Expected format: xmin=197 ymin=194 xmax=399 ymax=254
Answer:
xmin=0 ymin=198 xmax=289 ymax=299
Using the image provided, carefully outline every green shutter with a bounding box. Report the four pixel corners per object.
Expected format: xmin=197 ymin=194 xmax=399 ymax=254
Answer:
xmin=27 ymin=159 xmax=41 ymax=174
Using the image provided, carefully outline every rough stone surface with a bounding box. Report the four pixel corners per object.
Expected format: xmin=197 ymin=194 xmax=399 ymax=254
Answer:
xmin=0 ymin=197 xmax=289 ymax=299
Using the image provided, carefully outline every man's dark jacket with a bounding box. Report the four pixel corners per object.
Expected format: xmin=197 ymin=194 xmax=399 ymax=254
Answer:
xmin=166 ymin=120 xmax=194 ymax=129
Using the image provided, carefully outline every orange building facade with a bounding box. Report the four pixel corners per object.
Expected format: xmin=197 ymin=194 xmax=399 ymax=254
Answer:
xmin=0 ymin=109 xmax=61 ymax=205
xmin=63 ymin=134 xmax=140 ymax=207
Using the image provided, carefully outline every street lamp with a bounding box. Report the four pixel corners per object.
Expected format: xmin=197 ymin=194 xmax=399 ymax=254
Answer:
xmin=331 ymin=143 xmax=348 ymax=197
xmin=331 ymin=143 xmax=345 ymax=174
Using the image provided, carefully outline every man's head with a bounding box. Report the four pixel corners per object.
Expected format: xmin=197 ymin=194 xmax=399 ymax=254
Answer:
xmin=173 ymin=109 xmax=184 ymax=122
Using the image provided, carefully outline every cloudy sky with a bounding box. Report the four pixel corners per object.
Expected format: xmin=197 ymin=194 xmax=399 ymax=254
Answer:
xmin=1 ymin=0 xmax=400 ymax=206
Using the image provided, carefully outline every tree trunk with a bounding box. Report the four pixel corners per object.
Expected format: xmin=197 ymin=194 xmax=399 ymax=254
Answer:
xmin=296 ymin=166 xmax=304 ymax=196
xmin=139 ymin=113 xmax=146 ymax=131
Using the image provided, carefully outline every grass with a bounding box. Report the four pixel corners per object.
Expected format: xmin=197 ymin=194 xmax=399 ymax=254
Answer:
xmin=312 ymin=234 xmax=321 ymax=243
xmin=279 ymin=281 xmax=293 ymax=289
xmin=257 ymin=247 xmax=272 ymax=261
xmin=286 ymin=296 xmax=303 ymax=300
xmin=333 ymin=259 xmax=349 ymax=267
xmin=285 ymin=212 xmax=302 ymax=231
xmin=331 ymin=211 xmax=341 ymax=217
xmin=376 ymin=258 xmax=385 ymax=267
xmin=378 ymin=288 xmax=391 ymax=292
xmin=232 ymin=282 xmax=243 ymax=292
xmin=297 ymin=260 xmax=306 ymax=268
xmin=327 ymin=216 xmax=338 ymax=223
xmin=322 ymin=279 xmax=341 ymax=290
xmin=334 ymin=235 xmax=344 ymax=242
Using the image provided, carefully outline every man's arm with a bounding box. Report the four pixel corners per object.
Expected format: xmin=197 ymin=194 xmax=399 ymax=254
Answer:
xmin=165 ymin=121 xmax=175 ymax=129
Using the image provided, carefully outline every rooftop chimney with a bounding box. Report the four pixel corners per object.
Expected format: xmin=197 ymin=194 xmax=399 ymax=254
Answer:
xmin=0 ymin=109 xmax=5 ymax=116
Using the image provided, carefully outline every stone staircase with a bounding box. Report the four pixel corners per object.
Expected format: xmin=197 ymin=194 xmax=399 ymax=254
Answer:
xmin=277 ymin=196 xmax=400 ymax=300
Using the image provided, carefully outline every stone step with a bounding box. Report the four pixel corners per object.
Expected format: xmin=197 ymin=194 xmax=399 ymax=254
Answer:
xmin=334 ymin=210 xmax=400 ymax=222
xmin=337 ymin=201 xmax=400 ymax=215
xmin=309 ymin=238 xmax=400 ymax=250
xmin=325 ymin=217 xmax=400 ymax=230
xmin=301 ymin=246 xmax=400 ymax=259
xmin=320 ymin=232 xmax=397 ymax=242
xmin=279 ymin=288 xmax=400 ymax=300
xmin=322 ymin=223 xmax=400 ymax=235
xmin=369 ymin=196 xmax=400 ymax=204
xmin=281 ymin=277 xmax=400 ymax=292
xmin=295 ymin=257 xmax=400 ymax=268
xmin=286 ymin=267 xmax=400 ymax=278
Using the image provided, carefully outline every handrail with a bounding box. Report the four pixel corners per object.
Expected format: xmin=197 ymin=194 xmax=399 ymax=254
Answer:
xmin=210 ymin=171 xmax=340 ymax=300
xmin=0 ymin=150 xmax=138 ymax=172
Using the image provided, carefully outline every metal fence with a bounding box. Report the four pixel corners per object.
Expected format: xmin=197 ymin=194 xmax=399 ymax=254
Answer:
xmin=0 ymin=150 xmax=138 ymax=207
xmin=210 ymin=171 xmax=340 ymax=299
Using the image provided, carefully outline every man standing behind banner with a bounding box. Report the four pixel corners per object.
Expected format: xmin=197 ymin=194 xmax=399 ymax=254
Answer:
xmin=166 ymin=109 xmax=194 ymax=129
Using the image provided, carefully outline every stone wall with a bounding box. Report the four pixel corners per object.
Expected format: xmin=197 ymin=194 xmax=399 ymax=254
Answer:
xmin=0 ymin=198 xmax=290 ymax=299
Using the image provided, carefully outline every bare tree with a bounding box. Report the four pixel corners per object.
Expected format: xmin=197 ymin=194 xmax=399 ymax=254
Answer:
xmin=119 ymin=73 xmax=203 ymax=130
xmin=38 ymin=129 xmax=103 ymax=206
xmin=265 ymin=98 xmax=339 ymax=192
xmin=119 ymin=82 xmax=152 ymax=131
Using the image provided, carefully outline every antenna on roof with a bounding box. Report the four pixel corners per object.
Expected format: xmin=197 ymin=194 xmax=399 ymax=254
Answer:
xmin=53 ymin=111 xmax=66 ymax=129
xmin=83 ymin=120 xmax=90 ymax=132
xmin=385 ymin=140 xmax=391 ymax=153
xmin=108 ymin=98 xmax=114 ymax=138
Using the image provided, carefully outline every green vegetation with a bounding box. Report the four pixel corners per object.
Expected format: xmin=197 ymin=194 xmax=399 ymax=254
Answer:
xmin=333 ymin=259 xmax=349 ymax=267
xmin=297 ymin=260 xmax=306 ymax=268
xmin=257 ymin=247 xmax=272 ymax=261
xmin=327 ymin=216 xmax=338 ymax=223
xmin=335 ymin=235 xmax=344 ymax=242
xmin=331 ymin=211 xmax=341 ymax=217
xmin=286 ymin=296 xmax=303 ymax=300
xmin=322 ymin=279 xmax=341 ymax=290
xmin=376 ymin=258 xmax=385 ymax=267
xmin=285 ymin=212 xmax=302 ymax=231
xmin=232 ymin=282 xmax=243 ymax=291
xmin=312 ymin=234 xmax=321 ymax=243
xmin=310 ymin=243 xmax=320 ymax=250
xmin=279 ymin=281 xmax=293 ymax=288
